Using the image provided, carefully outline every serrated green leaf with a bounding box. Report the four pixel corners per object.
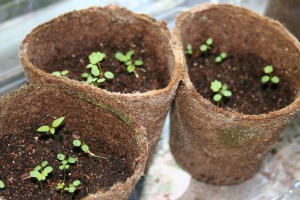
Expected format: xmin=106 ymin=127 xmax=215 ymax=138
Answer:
xmin=73 ymin=140 xmax=81 ymax=147
xmin=81 ymin=144 xmax=89 ymax=153
xmin=127 ymin=65 xmax=135 ymax=73
xmin=261 ymin=75 xmax=270 ymax=83
xmin=30 ymin=170 xmax=39 ymax=178
xmin=44 ymin=166 xmax=53 ymax=174
xmin=91 ymin=65 xmax=100 ymax=76
xmin=37 ymin=125 xmax=50 ymax=132
xmin=57 ymin=153 xmax=65 ymax=161
xmin=134 ymin=60 xmax=143 ymax=66
xmin=222 ymin=90 xmax=232 ymax=97
xmin=0 ymin=180 xmax=4 ymax=189
xmin=104 ymin=71 xmax=114 ymax=79
xmin=213 ymin=94 xmax=222 ymax=102
xmin=68 ymin=157 xmax=76 ymax=164
xmin=271 ymin=76 xmax=280 ymax=84
xmin=52 ymin=117 xmax=65 ymax=128
xmin=73 ymin=180 xmax=81 ymax=186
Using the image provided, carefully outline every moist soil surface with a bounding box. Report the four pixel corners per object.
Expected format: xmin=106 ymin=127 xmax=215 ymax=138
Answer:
xmin=186 ymin=43 xmax=297 ymax=115
xmin=0 ymin=127 xmax=132 ymax=199
xmin=44 ymin=42 xmax=169 ymax=93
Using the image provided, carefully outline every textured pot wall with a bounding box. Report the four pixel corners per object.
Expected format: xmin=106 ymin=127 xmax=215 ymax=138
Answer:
xmin=170 ymin=4 xmax=300 ymax=185
xmin=0 ymin=84 xmax=148 ymax=199
xmin=20 ymin=5 xmax=183 ymax=170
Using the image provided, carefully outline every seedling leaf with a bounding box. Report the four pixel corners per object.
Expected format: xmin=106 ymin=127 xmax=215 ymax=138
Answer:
xmin=213 ymin=94 xmax=222 ymax=102
xmin=72 ymin=140 xmax=81 ymax=147
xmin=52 ymin=117 xmax=65 ymax=128
xmin=68 ymin=157 xmax=76 ymax=164
xmin=37 ymin=126 xmax=50 ymax=132
xmin=264 ymin=65 xmax=273 ymax=74
xmin=97 ymin=78 xmax=105 ymax=83
xmin=222 ymin=90 xmax=232 ymax=97
xmin=81 ymin=144 xmax=89 ymax=153
xmin=200 ymin=45 xmax=208 ymax=52
xmin=91 ymin=65 xmax=100 ymax=76
xmin=57 ymin=154 xmax=65 ymax=161
xmin=41 ymin=161 xmax=48 ymax=167
xmin=271 ymin=76 xmax=280 ymax=83
xmin=89 ymin=52 xmax=105 ymax=64
xmin=115 ymin=52 xmax=126 ymax=62
xmin=210 ymin=80 xmax=222 ymax=92
xmin=0 ymin=180 xmax=4 ymax=189
xmin=73 ymin=180 xmax=81 ymax=186
xmin=127 ymin=65 xmax=135 ymax=73
xmin=50 ymin=127 xmax=55 ymax=135
xmin=134 ymin=60 xmax=143 ymax=66
xmin=261 ymin=75 xmax=270 ymax=83
xmin=206 ymin=38 xmax=213 ymax=45
xmin=30 ymin=171 xmax=39 ymax=178
xmin=52 ymin=71 xmax=61 ymax=76
xmin=44 ymin=166 xmax=53 ymax=174
xmin=104 ymin=71 xmax=114 ymax=79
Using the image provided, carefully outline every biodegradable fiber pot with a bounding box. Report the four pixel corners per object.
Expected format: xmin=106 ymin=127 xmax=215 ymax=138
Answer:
xmin=0 ymin=84 xmax=147 ymax=199
xmin=265 ymin=0 xmax=300 ymax=40
xmin=170 ymin=4 xmax=300 ymax=185
xmin=20 ymin=5 xmax=182 ymax=169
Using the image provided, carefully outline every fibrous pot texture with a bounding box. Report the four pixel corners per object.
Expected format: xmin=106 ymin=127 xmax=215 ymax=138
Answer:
xmin=20 ymin=5 xmax=182 ymax=170
xmin=170 ymin=4 xmax=300 ymax=185
xmin=0 ymin=84 xmax=147 ymax=199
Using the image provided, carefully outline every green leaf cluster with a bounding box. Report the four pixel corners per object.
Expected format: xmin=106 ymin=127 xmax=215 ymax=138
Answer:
xmin=210 ymin=80 xmax=232 ymax=102
xmin=115 ymin=50 xmax=144 ymax=78
xmin=261 ymin=65 xmax=280 ymax=84
xmin=200 ymin=38 xmax=213 ymax=52
xmin=215 ymin=52 xmax=227 ymax=63
xmin=64 ymin=180 xmax=81 ymax=193
xmin=57 ymin=153 xmax=76 ymax=170
xmin=52 ymin=70 xmax=68 ymax=77
xmin=29 ymin=161 xmax=53 ymax=182
xmin=36 ymin=117 xmax=65 ymax=135
xmin=82 ymin=51 xmax=114 ymax=85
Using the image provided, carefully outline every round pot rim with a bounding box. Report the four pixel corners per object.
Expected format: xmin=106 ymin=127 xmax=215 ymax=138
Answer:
xmin=19 ymin=5 xmax=183 ymax=99
xmin=174 ymin=3 xmax=300 ymax=120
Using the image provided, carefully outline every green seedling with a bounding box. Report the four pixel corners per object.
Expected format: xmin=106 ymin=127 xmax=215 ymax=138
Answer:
xmin=186 ymin=44 xmax=193 ymax=55
xmin=210 ymin=80 xmax=232 ymax=104
xmin=82 ymin=52 xmax=114 ymax=86
xmin=0 ymin=180 xmax=4 ymax=189
xmin=36 ymin=117 xmax=65 ymax=135
xmin=261 ymin=65 xmax=280 ymax=84
xmin=215 ymin=52 xmax=227 ymax=63
xmin=52 ymin=70 xmax=69 ymax=77
xmin=57 ymin=180 xmax=80 ymax=199
xmin=29 ymin=161 xmax=53 ymax=192
xmin=73 ymin=139 xmax=107 ymax=159
xmin=200 ymin=38 xmax=213 ymax=52
xmin=57 ymin=153 xmax=76 ymax=183
xmin=115 ymin=50 xmax=144 ymax=78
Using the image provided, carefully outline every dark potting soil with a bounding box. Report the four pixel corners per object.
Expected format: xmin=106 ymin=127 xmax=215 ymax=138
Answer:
xmin=186 ymin=43 xmax=297 ymax=115
xmin=44 ymin=42 xmax=169 ymax=93
xmin=0 ymin=127 xmax=132 ymax=200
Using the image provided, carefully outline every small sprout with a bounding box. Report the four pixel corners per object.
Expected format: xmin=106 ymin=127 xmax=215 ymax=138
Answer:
xmin=73 ymin=139 xmax=107 ymax=159
xmin=29 ymin=161 xmax=53 ymax=192
xmin=57 ymin=153 xmax=76 ymax=182
xmin=0 ymin=180 xmax=4 ymax=189
xmin=52 ymin=70 xmax=69 ymax=77
xmin=115 ymin=50 xmax=144 ymax=78
xmin=261 ymin=65 xmax=280 ymax=84
xmin=36 ymin=117 xmax=65 ymax=135
xmin=186 ymin=44 xmax=193 ymax=55
xmin=215 ymin=52 xmax=227 ymax=63
xmin=82 ymin=51 xmax=114 ymax=86
xmin=57 ymin=180 xmax=80 ymax=199
xmin=200 ymin=38 xmax=213 ymax=52
xmin=210 ymin=80 xmax=232 ymax=104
